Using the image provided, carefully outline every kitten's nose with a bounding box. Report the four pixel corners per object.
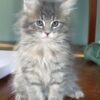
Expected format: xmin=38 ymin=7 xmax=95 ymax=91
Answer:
xmin=45 ymin=32 xmax=50 ymax=36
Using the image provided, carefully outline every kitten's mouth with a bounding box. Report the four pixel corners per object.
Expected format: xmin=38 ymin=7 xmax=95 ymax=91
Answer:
xmin=42 ymin=35 xmax=50 ymax=39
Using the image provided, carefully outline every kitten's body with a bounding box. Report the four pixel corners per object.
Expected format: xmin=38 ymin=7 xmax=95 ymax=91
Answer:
xmin=13 ymin=0 xmax=84 ymax=100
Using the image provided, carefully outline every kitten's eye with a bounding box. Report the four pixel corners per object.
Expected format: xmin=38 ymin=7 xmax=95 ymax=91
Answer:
xmin=35 ymin=20 xmax=44 ymax=28
xmin=52 ymin=21 xmax=60 ymax=28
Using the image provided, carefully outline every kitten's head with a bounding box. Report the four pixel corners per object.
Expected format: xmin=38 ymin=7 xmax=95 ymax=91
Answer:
xmin=19 ymin=0 xmax=77 ymax=42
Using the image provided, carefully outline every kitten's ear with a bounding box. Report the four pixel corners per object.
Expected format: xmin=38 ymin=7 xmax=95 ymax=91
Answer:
xmin=23 ymin=0 xmax=39 ymax=13
xmin=60 ymin=0 xmax=77 ymax=15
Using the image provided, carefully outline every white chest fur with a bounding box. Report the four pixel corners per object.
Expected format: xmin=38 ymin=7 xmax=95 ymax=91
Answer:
xmin=17 ymin=42 xmax=69 ymax=85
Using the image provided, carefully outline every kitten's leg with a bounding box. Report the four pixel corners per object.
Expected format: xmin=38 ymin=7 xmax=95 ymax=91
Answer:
xmin=12 ymin=69 xmax=31 ymax=100
xmin=28 ymin=85 xmax=44 ymax=100
xmin=65 ymin=81 xmax=84 ymax=99
xmin=13 ymin=77 xmax=28 ymax=100
xmin=15 ymin=93 xmax=28 ymax=100
xmin=48 ymin=85 xmax=64 ymax=100
xmin=13 ymin=77 xmax=44 ymax=100
xmin=14 ymin=85 xmax=28 ymax=100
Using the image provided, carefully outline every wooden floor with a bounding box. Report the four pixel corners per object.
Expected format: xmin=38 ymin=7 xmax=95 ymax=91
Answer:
xmin=0 ymin=59 xmax=100 ymax=100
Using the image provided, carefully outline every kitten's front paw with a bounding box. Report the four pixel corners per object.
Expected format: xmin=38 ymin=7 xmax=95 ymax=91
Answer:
xmin=70 ymin=90 xmax=84 ymax=99
xmin=74 ymin=91 xmax=84 ymax=99
xmin=48 ymin=96 xmax=63 ymax=100
xmin=15 ymin=94 xmax=27 ymax=100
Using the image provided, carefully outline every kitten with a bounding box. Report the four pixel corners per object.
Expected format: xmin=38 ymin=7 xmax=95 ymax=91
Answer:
xmin=13 ymin=0 xmax=84 ymax=100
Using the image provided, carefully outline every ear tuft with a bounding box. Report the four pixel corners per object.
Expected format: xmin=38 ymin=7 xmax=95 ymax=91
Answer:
xmin=60 ymin=0 xmax=77 ymax=15
xmin=23 ymin=0 xmax=40 ymax=13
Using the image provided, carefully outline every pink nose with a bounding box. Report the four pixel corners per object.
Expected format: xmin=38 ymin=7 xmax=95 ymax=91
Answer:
xmin=45 ymin=32 xmax=50 ymax=36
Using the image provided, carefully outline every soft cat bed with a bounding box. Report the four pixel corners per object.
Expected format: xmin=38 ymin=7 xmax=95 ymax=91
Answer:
xmin=84 ymin=43 xmax=100 ymax=65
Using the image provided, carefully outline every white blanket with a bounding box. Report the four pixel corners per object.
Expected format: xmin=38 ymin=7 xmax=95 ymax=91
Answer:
xmin=0 ymin=50 xmax=16 ymax=79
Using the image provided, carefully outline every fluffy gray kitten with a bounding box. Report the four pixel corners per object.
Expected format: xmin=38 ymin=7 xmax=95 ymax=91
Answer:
xmin=13 ymin=0 xmax=84 ymax=100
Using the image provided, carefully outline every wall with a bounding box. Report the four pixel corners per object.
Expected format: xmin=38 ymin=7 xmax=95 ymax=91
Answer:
xmin=72 ymin=0 xmax=89 ymax=45
xmin=0 ymin=0 xmax=21 ymax=42
xmin=96 ymin=0 xmax=100 ymax=43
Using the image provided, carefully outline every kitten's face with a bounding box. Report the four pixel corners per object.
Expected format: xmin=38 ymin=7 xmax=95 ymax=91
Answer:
xmin=23 ymin=17 xmax=68 ymax=41
xmin=30 ymin=18 xmax=64 ymax=37
xmin=20 ymin=0 xmax=76 ymax=42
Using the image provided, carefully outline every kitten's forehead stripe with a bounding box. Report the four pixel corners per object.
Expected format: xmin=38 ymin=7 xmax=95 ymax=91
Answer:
xmin=40 ymin=1 xmax=59 ymax=19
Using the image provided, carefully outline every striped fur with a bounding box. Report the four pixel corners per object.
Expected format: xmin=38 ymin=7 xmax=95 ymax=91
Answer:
xmin=13 ymin=0 xmax=84 ymax=100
